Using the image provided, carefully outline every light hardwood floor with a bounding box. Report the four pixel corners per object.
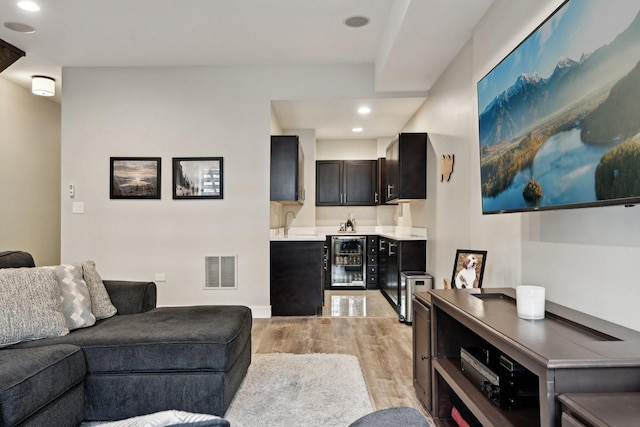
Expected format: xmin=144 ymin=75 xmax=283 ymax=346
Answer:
xmin=251 ymin=291 xmax=430 ymax=419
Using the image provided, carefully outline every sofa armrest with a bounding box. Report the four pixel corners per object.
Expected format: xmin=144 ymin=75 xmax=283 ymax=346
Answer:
xmin=103 ymin=280 xmax=157 ymax=314
xmin=0 ymin=251 xmax=35 ymax=268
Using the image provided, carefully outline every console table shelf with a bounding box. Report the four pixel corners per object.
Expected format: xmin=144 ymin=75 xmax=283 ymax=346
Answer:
xmin=433 ymin=358 xmax=538 ymax=427
xmin=424 ymin=288 xmax=640 ymax=427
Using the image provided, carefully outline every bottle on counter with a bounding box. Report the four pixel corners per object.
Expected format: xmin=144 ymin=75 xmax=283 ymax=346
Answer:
xmin=346 ymin=213 xmax=355 ymax=232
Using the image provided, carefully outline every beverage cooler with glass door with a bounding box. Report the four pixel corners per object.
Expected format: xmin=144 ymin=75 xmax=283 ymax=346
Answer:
xmin=330 ymin=236 xmax=366 ymax=289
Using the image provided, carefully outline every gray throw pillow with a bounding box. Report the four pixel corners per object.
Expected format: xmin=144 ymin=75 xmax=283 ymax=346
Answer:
xmin=82 ymin=261 xmax=117 ymax=320
xmin=54 ymin=264 xmax=96 ymax=329
xmin=0 ymin=267 xmax=69 ymax=347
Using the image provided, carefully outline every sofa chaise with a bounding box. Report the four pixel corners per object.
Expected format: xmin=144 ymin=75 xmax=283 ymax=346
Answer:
xmin=0 ymin=251 xmax=251 ymax=426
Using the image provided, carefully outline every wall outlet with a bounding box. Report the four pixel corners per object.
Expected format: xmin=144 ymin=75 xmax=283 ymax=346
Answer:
xmin=154 ymin=273 xmax=166 ymax=282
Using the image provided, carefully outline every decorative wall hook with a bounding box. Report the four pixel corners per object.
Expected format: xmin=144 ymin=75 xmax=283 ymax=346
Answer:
xmin=440 ymin=154 xmax=455 ymax=182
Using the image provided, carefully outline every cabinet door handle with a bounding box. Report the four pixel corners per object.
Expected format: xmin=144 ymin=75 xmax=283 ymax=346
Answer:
xmin=387 ymin=184 xmax=393 ymax=199
xmin=374 ymin=192 xmax=379 ymax=203
xmin=388 ymin=242 xmax=396 ymax=255
xmin=379 ymin=240 xmax=385 ymax=251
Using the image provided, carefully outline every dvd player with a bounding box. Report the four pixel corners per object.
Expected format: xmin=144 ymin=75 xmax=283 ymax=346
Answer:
xmin=460 ymin=346 xmax=538 ymax=410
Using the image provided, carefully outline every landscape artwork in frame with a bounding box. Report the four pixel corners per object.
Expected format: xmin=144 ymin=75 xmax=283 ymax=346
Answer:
xmin=173 ymin=157 xmax=223 ymax=199
xmin=451 ymin=250 xmax=487 ymax=289
xmin=478 ymin=0 xmax=640 ymax=214
xmin=110 ymin=157 xmax=161 ymax=199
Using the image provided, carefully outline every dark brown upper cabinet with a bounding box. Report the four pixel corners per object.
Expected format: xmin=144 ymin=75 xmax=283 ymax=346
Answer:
xmin=270 ymin=135 xmax=304 ymax=204
xmin=385 ymin=133 xmax=427 ymax=203
xmin=377 ymin=157 xmax=386 ymax=205
xmin=316 ymin=160 xmax=377 ymax=206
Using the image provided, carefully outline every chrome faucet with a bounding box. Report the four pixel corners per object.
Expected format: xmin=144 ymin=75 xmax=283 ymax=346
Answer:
xmin=284 ymin=210 xmax=296 ymax=237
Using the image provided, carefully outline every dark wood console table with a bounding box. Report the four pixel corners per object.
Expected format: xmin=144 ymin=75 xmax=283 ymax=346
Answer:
xmin=558 ymin=393 xmax=640 ymax=426
xmin=421 ymin=288 xmax=640 ymax=426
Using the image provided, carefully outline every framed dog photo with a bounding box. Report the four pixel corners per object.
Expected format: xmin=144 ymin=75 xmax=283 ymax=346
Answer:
xmin=451 ymin=249 xmax=487 ymax=289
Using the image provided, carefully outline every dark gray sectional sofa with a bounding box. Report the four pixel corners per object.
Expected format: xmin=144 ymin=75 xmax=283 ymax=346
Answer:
xmin=0 ymin=251 xmax=251 ymax=426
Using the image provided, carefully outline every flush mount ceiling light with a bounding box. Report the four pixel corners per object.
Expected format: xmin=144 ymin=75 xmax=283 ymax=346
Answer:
xmin=344 ymin=16 xmax=370 ymax=28
xmin=32 ymin=76 xmax=55 ymax=96
xmin=352 ymin=127 xmax=364 ymax=133
xmin=357 ymin=106 xmax=371 ymax=115
xmin=17 ymin=1 xmax=40 ymax=12
xmin=4 ymin=21 xmax=35 ymax=33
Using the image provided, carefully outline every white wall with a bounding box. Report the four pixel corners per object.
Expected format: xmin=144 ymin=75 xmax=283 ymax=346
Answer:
xmin=0 ymin=78 xmax=61 ymax=266
xmin=402 ymin=38 xmax=520 ymax=291
xmin=405 ymin=0 xmax=640 ymax=331
xmin=61 ymin=65 xmax=386 ymax=316
xmin=59 ymin=0 xmax=640 ymax=329
xmin=316 ymin=138 xmax=377 ymax=160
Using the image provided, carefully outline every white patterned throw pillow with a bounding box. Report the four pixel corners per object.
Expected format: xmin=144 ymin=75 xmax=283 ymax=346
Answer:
xmin=54 ymin=264 xmax=96 ymax=330
xmin=79 ymin=410 xmax=222 ymax=426
xmin=82 ymin=261 xmax=117 ymax=319
xmin=0 ymin=267 xmax=69 ymax=347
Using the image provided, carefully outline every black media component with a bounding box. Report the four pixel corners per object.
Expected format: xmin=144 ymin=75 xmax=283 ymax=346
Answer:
xmin=460 ymin=346 xmax=538 ymax=410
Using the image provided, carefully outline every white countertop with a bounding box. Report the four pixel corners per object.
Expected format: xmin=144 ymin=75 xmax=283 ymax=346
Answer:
xmin=270 ymin=226 xmax=427 ymax=241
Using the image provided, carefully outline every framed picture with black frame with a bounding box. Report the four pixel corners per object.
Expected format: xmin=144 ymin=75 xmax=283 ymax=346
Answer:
xmin=451 ymin=249 xmax=487 ymax=289
xmin=110 ymin=157 xmax=161 ymax=199
xmin=172 ymin=157 xmax=223 ymax=199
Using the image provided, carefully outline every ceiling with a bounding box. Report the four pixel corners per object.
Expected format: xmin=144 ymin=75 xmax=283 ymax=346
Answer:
xmin=0 ymin=0 xmax=494 ymax=139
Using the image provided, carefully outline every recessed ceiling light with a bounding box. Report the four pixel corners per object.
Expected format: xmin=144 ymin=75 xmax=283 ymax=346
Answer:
xmin=4 ymin=21 xmax=36 ymax=33
xmin=357 ymin=106 xmax=371 ymax=115
xmin=352 ymin=127 xmax=364 ymax=133
xmin=344 ymin=16 xmax=370 ymax=28
xmin=17 ymin=1 xmax=40 ymax=12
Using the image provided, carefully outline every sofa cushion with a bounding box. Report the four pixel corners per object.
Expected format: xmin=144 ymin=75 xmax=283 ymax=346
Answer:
xmin=85 ymin=306 xmax=252 ymax=373
xmin=13 ymin=306 xmax=252 ymax=373
xmin=82 ymin=260 xmax=117 ymax=320
xmin=0 ymin=344 xmax=86 ymax=426
xmin=0 ymin=267 xmax=69 ymax=347
xmin=54 ymin=264 xmax=96 ymax=330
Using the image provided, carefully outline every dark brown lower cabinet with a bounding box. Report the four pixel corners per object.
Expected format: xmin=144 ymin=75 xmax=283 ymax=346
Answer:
xmin=270 ymin=241 xmax=323 ymax=316
xmin=379 ymin=239 xmax=426 ymax=313
xmin=413 ymin=293 xmax=431 ymax=412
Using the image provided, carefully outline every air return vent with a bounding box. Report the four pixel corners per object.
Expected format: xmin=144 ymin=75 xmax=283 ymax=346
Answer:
xmin=205 ymin=256 xmax=237 ymax=289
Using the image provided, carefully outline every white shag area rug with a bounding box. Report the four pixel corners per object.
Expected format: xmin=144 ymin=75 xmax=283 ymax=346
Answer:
xmin=224 ymin=353 xmax=374 ymax=427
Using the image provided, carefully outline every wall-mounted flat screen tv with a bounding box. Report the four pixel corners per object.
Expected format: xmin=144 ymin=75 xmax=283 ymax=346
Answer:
xmin=477 ymin=0 xmax=640 ymax=214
